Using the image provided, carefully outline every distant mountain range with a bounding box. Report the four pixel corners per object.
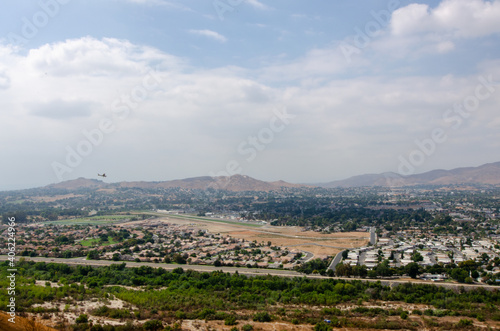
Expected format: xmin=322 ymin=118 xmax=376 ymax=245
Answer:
xmin=319 ymin=161 xmax=500 ymax=188
xmin=43 ymin=161 xmax=500 ymax=192
xmin=45 ymin=174 xmax=306 ymax=192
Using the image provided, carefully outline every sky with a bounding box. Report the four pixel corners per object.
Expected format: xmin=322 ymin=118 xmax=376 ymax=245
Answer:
xmin=1 ymin=0 xmax=500 ymax=190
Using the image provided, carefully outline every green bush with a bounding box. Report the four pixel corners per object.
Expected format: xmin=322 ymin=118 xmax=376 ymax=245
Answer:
xmin=175 ymin=310 xmax=186 ymax=319
xmin=241 ymin=324 xmax=254 ymax=331
xmin=457 ymin=319 xmax=473 ymax=327
xmin=314 ymin=321 xmax=333 ymax=331
xmin=143 ymin=319 xmax=163 ymax=331
xmin=225 ymin=315 xmax=237 ymax=326
xmin=253 ymin=311 xmax=272 ymax=322
xmin=75 ymin=314 xmax=88 ymax=324
xmin=423 ymin=309 xmax=434 ymax=316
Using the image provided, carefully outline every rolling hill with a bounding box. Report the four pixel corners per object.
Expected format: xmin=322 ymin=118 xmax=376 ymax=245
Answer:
xmin=321 ymin=161 xmax=500 ymax=187
xmin=45 ymin=174 xmax=306 ymax=192
xmin=38 ymin=161 xmax=500 ymax=191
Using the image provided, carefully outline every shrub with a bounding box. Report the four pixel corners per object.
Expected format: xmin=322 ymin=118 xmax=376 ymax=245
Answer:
xmin=143 ymin=319 xmax=163 ymax=331
xmin=457 ymin=319 xmax=473 ymax=327
xmin=242 ymin=324 xmax=254 ymax=331
xmin=175 ymin=310 xmax=186 ymax=319
xmin=400 ymin=311 xmax=408 ymax=320
xmin=253 ymin=311 xmax=272 ymax=322
xmin=314 ymin=321 xmax=333 ymax=331
xmin=225 ymin=315 xmax=237 ymax=326
xmin=75 ymin=314 xmax=88 ymax=324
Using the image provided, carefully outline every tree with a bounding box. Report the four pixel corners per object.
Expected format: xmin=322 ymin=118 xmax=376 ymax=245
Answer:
xmin=352 ymin=265 xmax=368 ymax=278
xmin=405 ymin=262 xmax=421 ymax=279
xmin=173 ymin=253 xmax=186 ymax=264
xmin=99 ymin=233 xmax=109 ymax=242
xmin=374 ymin=260 xmax=392 ymax=277
xmin=87 ymin=250 xmax=100 ymax=260
xmin=335 ymin=263 xmax=353 ymax=277
xmin=411 ymin=251 xmax=423 ymax=262
xmin=451 ymin=268 xmax=468 ymax=283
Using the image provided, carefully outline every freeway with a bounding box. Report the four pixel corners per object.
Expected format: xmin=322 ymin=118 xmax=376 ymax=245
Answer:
xmin=5 ymin=256 xmax=500 ymax=292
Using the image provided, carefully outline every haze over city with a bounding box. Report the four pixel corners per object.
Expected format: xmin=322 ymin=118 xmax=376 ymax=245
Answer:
xmin=1 ymin=0 xmax=500 ymax=191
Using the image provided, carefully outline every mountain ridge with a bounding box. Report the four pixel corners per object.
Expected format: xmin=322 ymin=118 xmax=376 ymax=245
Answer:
xmin=45 ymin=174 xmax=307 ymax=192
xmin=321 ymin=161 xmax=500 ymax=187
xmin=34 ymin=161 xmax=500 ymax=192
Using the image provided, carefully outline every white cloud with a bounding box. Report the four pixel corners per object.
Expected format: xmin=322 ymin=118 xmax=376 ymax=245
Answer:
xmin=115 ymin=0 xmax=191 ymax=9
xmin=188 ymin=29 xmax=227 ymax=43
xmin=246 ymin=0 xmax=272 ymax=10
xmin=26 ymin=37 xmax=183 ymax=77
xmin=0 ymin=35 xmax=499 ymax=189
xmin=391 ymin=0 xmax=500 ymax=38
xmin=369 ymin=0 xmax=500 ymax=57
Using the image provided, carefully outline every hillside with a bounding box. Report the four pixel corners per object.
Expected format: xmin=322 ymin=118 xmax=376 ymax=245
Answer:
xmin=0 ymin=312 xmax=56 ymax=331
xmin=45 ymin=177 xmax=107 ymax=190
xmin=25 ymin=161 xmax=500 ymax=191
xmin=321 ymin=161 xmax=500 ymax=187
xmin=43 ymin=174 xmax=306 ymax=192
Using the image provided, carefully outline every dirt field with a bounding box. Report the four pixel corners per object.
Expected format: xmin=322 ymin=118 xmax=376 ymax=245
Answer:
xmin=29 ymin=194 xmax=84 ymax=202
xmin=0 ymin=311 xmax=57 ymax=331
xmin=185 ymin=319 xmax=315 ymax=330
xmin=122 ymin=215 xmax=369 ymax=259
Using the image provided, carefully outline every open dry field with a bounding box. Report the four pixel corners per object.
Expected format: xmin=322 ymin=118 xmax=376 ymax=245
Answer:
xmin=0 ymin=311 xmax=57 ymax=331
xmin=123 ymin=214 xmax=370 ymax=259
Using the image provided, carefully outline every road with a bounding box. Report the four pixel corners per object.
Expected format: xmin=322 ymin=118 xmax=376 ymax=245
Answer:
xmin=7 ymin=256 xmax=500 ymax=292
xmin=328 ymin=250 xmax=345 ymax=271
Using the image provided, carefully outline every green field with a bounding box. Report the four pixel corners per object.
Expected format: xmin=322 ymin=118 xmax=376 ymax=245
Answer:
xmin=79 ymin=237 xmax=119 ymax=247
xmin=47 ymin=215 xmax=132 ymax=225
xmin=144 ymin=211 xmax=264 ymax=228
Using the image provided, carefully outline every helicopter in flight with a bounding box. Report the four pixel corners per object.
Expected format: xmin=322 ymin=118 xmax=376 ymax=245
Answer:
xmin=97 ymin=173 xmax=107 ymax=178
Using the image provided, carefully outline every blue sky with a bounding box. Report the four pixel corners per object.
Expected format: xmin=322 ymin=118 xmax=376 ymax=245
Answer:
xmin=1 ymin=0 xmax=500 ymax=190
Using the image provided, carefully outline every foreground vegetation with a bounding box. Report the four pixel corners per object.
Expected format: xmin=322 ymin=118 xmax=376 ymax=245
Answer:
xmin=1 ymin=260 xmax=500 ymax=330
